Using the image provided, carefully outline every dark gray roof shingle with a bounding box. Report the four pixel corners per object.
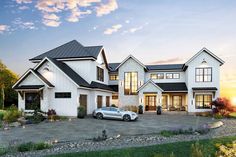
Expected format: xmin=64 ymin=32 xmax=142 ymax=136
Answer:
xmin=108 ymin=63 xmax=120 ymax=72
xmin=30 ymin=40 xmax=103 ymax=61
xmin=156 ymin=83 xmax=188 ymax=91
xmin=192 ymin=87 xmax=217 ymax=91
xmin=109 ymin=85 xmax=118 ymax=92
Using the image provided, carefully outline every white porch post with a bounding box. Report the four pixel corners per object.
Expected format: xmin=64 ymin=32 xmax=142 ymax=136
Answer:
xmin=138 ymin=92 xmax=144 ymax=112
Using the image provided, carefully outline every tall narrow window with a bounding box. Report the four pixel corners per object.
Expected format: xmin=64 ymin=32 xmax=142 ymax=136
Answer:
xmin=97 ymin=66 xmax=104 ymax=82
xmin=124 ymin=72 xmax=138 ymax=95
xmin=195 ymin=67 xmax=212 ymax=82
xmin=195 ymin=94 xmax=212 ymax=109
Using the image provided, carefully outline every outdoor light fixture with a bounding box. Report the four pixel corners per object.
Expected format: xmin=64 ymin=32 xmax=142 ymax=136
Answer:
xmin=201 ymin=59 xmax=208 ymax=67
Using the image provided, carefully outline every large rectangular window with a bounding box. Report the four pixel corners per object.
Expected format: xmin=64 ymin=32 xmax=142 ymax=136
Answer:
xmin=195 ymin=94 xmax=212 ymax=109
xmin=172 ymin=96 xmax=182 ymax=109
xmin=55 ymin=92 xmax=71 ymax=98
xmin=109 ymin=74 xmax=118 ymax=80
xmin=124 ymin=72 xmax=138 ymax=95
xmin=166 ymin=73 xmax=180 ymax=79
xmin=97 ymin=66 xmax=104 ymax=82
xmin=97 ymin=95 xmax=103 ymax=108
xmin=195 ymin=67 xmax=212 ymax=82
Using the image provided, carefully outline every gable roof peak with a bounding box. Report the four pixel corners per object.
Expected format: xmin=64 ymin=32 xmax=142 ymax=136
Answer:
xmin=115 ymin=54 xmax=147 ymax=70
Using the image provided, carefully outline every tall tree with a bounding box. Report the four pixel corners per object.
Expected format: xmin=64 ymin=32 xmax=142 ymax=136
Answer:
xmin=0 ymin=60 xmax=18 ymax=109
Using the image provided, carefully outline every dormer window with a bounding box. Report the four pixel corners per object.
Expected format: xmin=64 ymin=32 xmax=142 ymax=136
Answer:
xmin=97 ymin=66 xmax=104 ymax=82
xmin=109 ymin=74 xmax=118 ymax=80
xmin=195 ymin=67 xmax=212 ymax=82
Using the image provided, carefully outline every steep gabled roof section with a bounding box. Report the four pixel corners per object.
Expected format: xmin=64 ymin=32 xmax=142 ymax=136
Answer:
xmin=108 ymin=63 xmax=120 ymax=72
xmin=185 ymin=47 xmax=225 ymax=66
xmin=115 ymin=55 xmax=147 ymax=71
xmin=137 ymin=79 xmax=164 ymax=92
xmin=90 ymin=81 xmax=116 ymax=92
xmin=156 ymin=83 xmax=188 ymax=92
xmin=29 ymin=40 xmax=103 ymax=61
xmin=12 ymin=69 xmax=54 ymax=89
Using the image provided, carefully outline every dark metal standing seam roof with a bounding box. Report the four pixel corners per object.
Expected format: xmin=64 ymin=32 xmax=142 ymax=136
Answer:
xmin=156 ymin=83 xmax=188 ymax=91
xmin=90 ymin=81 xmax=116 ymax=92
xmin=14 ymin=85 xmax=45 ymax=90
xmin=108 ymin=63 xmax=185 ymax=71
xmin=192 ymin=87 xmax=217 ymax=91
xmin=47 ymin=57 xmax=90 ymax=88
xmin=146 ymin=64 xmax=185 ymax=71
xmin=30 ymin=40 xmax=103 ymax=61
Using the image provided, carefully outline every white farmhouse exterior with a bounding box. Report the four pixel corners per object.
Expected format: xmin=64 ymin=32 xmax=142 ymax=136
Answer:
xmin=13 ymin=40 xmax=224 ymax=116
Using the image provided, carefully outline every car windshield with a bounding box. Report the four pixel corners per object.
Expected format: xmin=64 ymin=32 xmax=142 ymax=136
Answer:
xmin=110 ymin=107 xmax=118 ymax=112
xmin=101 ymin=107 xmax=109 ymax=111
xmin=119 ymin=108 xmax=124 ymax=112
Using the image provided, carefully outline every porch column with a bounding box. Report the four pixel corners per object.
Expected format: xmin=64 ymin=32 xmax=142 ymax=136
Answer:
xmin=157 ymin=92 xmax=162 ymax=107
xmin=138 ymin=92 xmax=144 ymax=112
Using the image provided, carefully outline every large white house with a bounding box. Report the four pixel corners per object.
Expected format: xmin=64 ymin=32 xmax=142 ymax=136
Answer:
xmin=13 ymin=40 xmax=224 ymax=116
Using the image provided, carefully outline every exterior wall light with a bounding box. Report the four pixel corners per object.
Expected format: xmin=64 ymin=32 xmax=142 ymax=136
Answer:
xmin=201 ymin=59 xmax=208 ymax=67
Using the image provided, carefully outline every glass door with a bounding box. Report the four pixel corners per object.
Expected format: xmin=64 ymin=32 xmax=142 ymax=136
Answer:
xmin=145 ymin=95 xmax=156 ymax=111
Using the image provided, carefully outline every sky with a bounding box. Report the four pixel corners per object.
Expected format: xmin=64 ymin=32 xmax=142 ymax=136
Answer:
xmin=0 ymin=0 xmax=236 ymax=101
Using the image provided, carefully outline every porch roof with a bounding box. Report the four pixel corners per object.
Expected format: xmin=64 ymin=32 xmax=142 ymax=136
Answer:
xmin=14 ymin=85 xmax=45 ymax=90
xmin=156 ymin=83 xmax=188 ymax=92
xmin=192 ymin=87 xmax=217 ymax=91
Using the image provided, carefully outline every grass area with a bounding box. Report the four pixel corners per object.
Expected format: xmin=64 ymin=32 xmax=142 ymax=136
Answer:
xmin=48 ymin=136 xmax=236 ymax=157
xmin=229 ymin=112 xmax=236 ymax=118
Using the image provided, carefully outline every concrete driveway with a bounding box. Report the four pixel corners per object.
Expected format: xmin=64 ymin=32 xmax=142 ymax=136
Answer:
xmin=0 ymin=113 xmax=216 ymax=146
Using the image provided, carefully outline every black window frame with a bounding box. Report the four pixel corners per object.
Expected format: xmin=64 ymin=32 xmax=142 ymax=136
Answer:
xmin=97 ymin=66 xmax=104 ymax=82
xmin=25 ymin=92 xmax=40 ymax=110
xmin=124 ymin=72 xmax=138 ymax=95
xmin=195 ymin=94 xmax=212 ymax=109
xmin=195 ymin=67 xmax=212 ymax=82
xmin=55 ymin=92 xmax=71 ymax=98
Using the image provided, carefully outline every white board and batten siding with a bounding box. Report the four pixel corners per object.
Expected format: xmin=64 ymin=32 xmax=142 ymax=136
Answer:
xmin=186 ymin=51 xmax=221 ymax=112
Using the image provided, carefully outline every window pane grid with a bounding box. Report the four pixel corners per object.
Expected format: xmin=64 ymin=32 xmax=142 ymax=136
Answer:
xmin=195 ymin=94 xmax=212 ymax=109
xmin=196 ymin=68 xmax=212 ymax=82
xmin=124 ymin=72 xmax=138 ymax=95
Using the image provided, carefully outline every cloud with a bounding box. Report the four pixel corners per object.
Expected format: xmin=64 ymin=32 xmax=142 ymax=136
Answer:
xmin=0 ymin=25 xmax=9 ymax=33
xmin=104 ymin=24 xmax=122 ymax=35
xmin=96 ymin=0 xmax=118 ymax=16
xmin=19 ymin=6 xmax=29 ymax=10
xmin=149 ymin=57 xmax=183 ymax=64
xmin=122 ymin=22 xmax=149 ymax=35
xmin=43 ymin=19 xmax=61 ymax=27
xmin=16 ymin=0 xmax=32 ymax=4
xmin=67 ymin=8 xmax=92 ymax=22
xmin=12 ymin=18 xmax=37 ymax=30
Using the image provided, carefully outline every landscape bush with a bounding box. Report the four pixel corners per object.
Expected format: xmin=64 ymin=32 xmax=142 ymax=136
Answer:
xmin=216 ymin=140 xmax=236 ymax=157
xmin=26 ymin=109 xmax=45 ymax=124
xmin=191 ymin=142 xmax=204 ymax=157
xmin=110 ymin=104 xmax=117 ymax=107
xmin=47 ymin=109 xmax=59 ymax=121
xmin=77 ymin=106 xmax=86 ymax=118
xmin=159 ymin=127 xmax=210 ymax=137
xmin=3 ymin=105 xmax=21 ymax=123
xmin=17 ymin=142 xmax=51 ymax=152
xmin=211 ymin=97 xmax=236 ymax=118
xmin=0 ymin=111 xmax=5 ymax=120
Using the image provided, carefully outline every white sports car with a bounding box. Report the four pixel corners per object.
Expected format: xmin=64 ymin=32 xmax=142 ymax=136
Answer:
xmin=93 ymin=107 xmax=138 ymax=121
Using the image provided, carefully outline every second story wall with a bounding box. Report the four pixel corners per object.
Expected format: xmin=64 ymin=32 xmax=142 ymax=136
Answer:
xmin=145 ymin=71 xmax=186 ymax=83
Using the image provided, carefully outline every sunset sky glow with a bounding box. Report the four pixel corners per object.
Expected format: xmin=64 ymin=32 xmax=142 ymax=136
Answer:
xmin=0 ymin=0 xmax=236 ymax=102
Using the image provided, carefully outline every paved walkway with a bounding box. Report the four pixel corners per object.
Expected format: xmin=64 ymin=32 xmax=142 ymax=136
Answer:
xmin=0 ymin=114 xmax=222 ymax=146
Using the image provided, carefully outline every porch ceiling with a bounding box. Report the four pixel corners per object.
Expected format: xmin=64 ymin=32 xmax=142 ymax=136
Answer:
xmin=14 ymin=85 xmax=45 ymax=90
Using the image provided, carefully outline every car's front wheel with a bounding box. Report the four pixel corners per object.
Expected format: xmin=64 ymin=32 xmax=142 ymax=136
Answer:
xmin=123 ymin=114 xmax=131 ymax=122
xmin=96 ymin=113 xmax=103 ymax=120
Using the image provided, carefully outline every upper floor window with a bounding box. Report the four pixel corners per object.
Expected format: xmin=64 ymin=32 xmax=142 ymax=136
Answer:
xmin=97 ymin=66 xmax=104 ymax=82
xmin=195 ymin=67 xmax=212 ymax=82
xmin=124 ymin=72 xmax=138 ymax=95
xmin=166 ymin=73 xmax=180 ymax=79
xmin=109 ymin=74 xmax=118 ymax=80
xmin=150 ymin=73 xmax=164 ymax=79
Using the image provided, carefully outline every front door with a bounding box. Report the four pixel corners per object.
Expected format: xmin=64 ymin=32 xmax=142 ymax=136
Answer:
xmin=25 ymin=92 xmax=40 ymax=110
xmin=79 ymin=94 xmax=87 ymax=115
xmin=145 ymin=95 xmax=156 ymax=111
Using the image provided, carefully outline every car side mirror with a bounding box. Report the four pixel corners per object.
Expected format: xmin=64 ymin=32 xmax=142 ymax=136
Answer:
xmin=117 ymin=110 xmax=120 ymax=113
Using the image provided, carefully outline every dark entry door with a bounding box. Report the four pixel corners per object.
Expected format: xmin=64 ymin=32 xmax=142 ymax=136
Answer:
xmin=80 ymin=95 xmax=87 ymax=115
xmin=145 ymin=96 xmax=156 ymax=111
xmin=25 ymin=93 xmax=40 ymax=110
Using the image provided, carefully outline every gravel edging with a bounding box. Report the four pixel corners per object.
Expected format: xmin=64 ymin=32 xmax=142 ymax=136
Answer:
xmin=3 ymin=131 xmax=236 ymax=157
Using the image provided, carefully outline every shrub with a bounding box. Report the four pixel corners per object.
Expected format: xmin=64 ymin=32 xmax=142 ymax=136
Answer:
xmin=26 ymin=109 xmax=45 ymax=124
xmin=191 ymin=142 xmax=204 ymax=157
xmin=159 ymin=130 xmax=176 ymax=137
xmin=3 ymin=105 xmax=21 ymax=123
xmin=195 ymin=112 xmax=211 ymax=117
xmin=17 ymin=142 xmax=34 ymax=152
xmin=0 ymin=147 xmax=7 ymax=156
xmin=47 ymin=109 xmax=57 ymax=121
xmin=93 ymin=130 xmax=108 ymax=142
xmin=110 ymin=104 xmax=117 ymax=107
xmin=0 ymin=111 xmax=4 ymax=121
xmin=77 ymin=106 xmax=86 ymax=118
xmin=138 ymin=105 xmax=143 ymax=114
xmin=33 ymin=142 xmax=51 ymax=150
xmin=211 ymin=97 xmax=236 ymax=117
xmin=216 ymin=140 xmax=236 ymax=157
xmin=17 ymin=142 xmax=51 ymax=152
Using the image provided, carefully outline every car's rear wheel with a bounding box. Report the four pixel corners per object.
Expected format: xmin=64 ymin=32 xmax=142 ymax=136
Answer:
xmin=96 ymin=113 xmax=103 ymax=120
xmin=123 ymin=114 xmax=131 ymax=122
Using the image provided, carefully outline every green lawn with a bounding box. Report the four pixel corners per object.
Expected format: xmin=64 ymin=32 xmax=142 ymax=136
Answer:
xmin=229 ymin=112 xmax=236 ymax=118
xmin=48 ymin=136 xmax=236 ymax=157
